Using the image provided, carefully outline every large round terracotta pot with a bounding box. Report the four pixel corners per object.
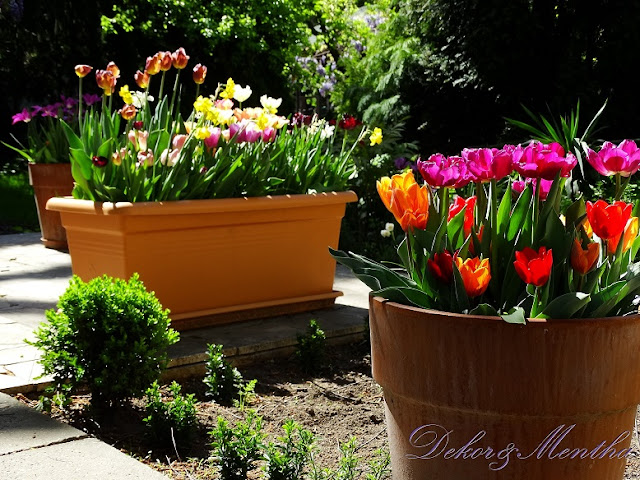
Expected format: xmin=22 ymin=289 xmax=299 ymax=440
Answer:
xmin=28 ymin=163 xmax=74 ymax=250
xmin=47 ymin=191 xmax=357 ymax=329
xmin=369 ymin=296 xmax=640 ymax=480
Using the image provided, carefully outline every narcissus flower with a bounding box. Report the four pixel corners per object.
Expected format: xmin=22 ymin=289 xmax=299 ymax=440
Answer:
xmin=514 ymin=246 xmax=553 ymax=287
xmin=448 ymin=196 xmax=476 ymax=236
xmin=171 ymin=47 xmax=189 ymax=69
xmin=376 ymin=171 xmax=429 ymax=231
xmin=120 ymin=104 xmax=137 ymax=121
xmin=455 ymin=257 xmax=491 ymax=297
xmin=369 ymin=127 xmax=383 ymax=146
xmin=428 ymin=250 xmax=454 ymax=284
xmin=119 ymin=85 xmax=134 ymax=105
xmin=586 ymin=140 xmax=640 ymax=177
xmin=571 ymin=239 xmax=599 ymax=275
xmin=192 ymin=63 xmax=207 ymax=84
xmin=608 ymin=216 xmax=639 ymax=253
xmin=220 ymin=78 xmax=236 ymax=99
xmin=74 ymin=64 xmax=93 ymax=78
xmin=585 ymin=200 xmax=633 ymax=240
xmin=417 ymin=154 xmax=470 ymax=189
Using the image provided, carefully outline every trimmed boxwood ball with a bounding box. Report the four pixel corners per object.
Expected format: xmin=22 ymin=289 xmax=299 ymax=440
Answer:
xmin=30 ymin=274 xmax=179 ymax=407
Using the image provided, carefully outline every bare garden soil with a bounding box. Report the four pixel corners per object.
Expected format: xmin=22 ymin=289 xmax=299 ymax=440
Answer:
xmin=19 ymin=339 xmax=389 ymax=479
xmin=16 ymin=338 xmax=640 ymax=479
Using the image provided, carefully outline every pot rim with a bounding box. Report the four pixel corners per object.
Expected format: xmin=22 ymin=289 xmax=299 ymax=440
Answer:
xmin=47 ymin=190 xmax=358 ymax=216
xmin=370 ymin=295 xmax=640 ymax=325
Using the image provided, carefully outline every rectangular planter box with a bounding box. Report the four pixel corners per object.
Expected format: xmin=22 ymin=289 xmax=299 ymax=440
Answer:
xmin=47 ymin=191 xmax=357 ymax=329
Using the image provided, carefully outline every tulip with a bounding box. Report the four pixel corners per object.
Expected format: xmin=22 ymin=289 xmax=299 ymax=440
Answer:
xmin=158 ymin=51 xmax=172 ymax=71
xmin=204 ymin=127 xmax=222 ymax=149
xmin=128 ymin=129 xmax=149 ymax=152
xmin=137 ymin=150 xmax=154 ymax=167
xmin=585 ymin=200 xmax=633 ymax=240
xmin=92 ymin=155 xmax=108 ymax=168
xmin=120 ymin=104 xmax=137 ymax=121
xmin=417 ymin=154 xmax=470 ymax=189
xmin=95 ymin=70 xmax=116 ymax=95
xmin=455 ymin=257 xmax=491 ymax=298
xmin=171 ymin=47 xmax=189 ymax=69
xmin=74 ymin=64 xmax=93 ymax=78
xmin=260 ymin=94 xmax=282 ymax=114
xmin=571 ymin=239 xmax=599 ymax=275
xmin=608 ymin=216 xmax=639 ymax=253
xmin=512 ymin=141 xmax=577 ymax=180
xmin=338 ymin=115 xmax=362 ymax=130
xmin=146 ymin=55 xmax=162 ymax=76
xmin=513 ymin=246 xmax=553 ymax=287
xmin=448 ymin=196 xmax=476 ymax=237
xmin=172 ymin=134 xmax=188 ymax=151
xmin=586 ymin=140 xmax=640 ymax=177
xmin=261 ymin=126 xmax=276 ymax=143
xmin=106 ymin=61 xmax=120 ymax=79
xmin=134 ymin=70 xmax=150 ymax=89
xmin=376 ymin=171 xmax=430 ymax=231
xmin=428 ymin=250 xmax=454 ymax=284
xmin=192 ymin=63 xmax=207 ymax=84
xmin=233 ymin=85 xmax=253 ymax=103
xmin=462 ymin=147 xmax=513 ymax=182
xmin=511 ymin=178 xmax=553 ymax=201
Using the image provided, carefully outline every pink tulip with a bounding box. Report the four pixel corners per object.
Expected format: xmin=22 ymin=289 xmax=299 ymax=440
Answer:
xmin=512 ymin=178 xmax=554 ymax=201
xmin=417 ymin=154 xmax=471 ymax=188
xmin=462 ymin=147 xmax=513 ymax=182
xmin=512 ymin=141 xmax=577 ymax=180
xmin=261 ymin=126 xmax=276 ymax=142
xmin=204 ymin=128 xmax=222 ymax=149
xmin=172 ymin=134 xmax=188 ymax=150
xmin=586 ymin=140 xmax=640 ymax=177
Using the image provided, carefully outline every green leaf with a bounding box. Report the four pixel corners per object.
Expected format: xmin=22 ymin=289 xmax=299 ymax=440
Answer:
xmin=372 ymin=286 xmax=433 ymax=309
xmin=469 ymin=304 xmax=499 ymax=316
xmin=496 ymin=184 xmax=512 ymax=236
xmin=507 ymin=185 xmax=533 ymax=242
xmin=451 ymin=264 xmax=470 ymax=313
xmin=501 ymin=307 xmax=526 ymax=324
xmin=536 ymin=292 xmax=591 ymax=319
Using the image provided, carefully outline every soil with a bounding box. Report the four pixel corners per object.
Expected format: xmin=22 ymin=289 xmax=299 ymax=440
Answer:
xmin=15 ymin=338 xmax=640 ymax=479
xmin=18 ymin=339 xmax=389 ymax=479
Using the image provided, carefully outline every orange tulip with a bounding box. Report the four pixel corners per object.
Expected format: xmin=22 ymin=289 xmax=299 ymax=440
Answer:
xmin=158 ymin=51 xmax=173 ymax=71
xmin=193 ymin=63 xmax=207 ymax=84
xmin=134 ymin=70 xmax=150 ymax=89
xmin=171 ymin=47 xmax=189 ymax=69
xmin=95 ymin=69 xmax=116 ymax=95
xmin=376 ymin=171 xmax=429 ymax=231
xmin=146 ymin=54 xmax=162 ymax=75
xmin=608 ymin=216 xmax=639 ymax=253
xmin=455 ymin=257 xmax=491 ymax=298
xmin=74 ymin=64 xmax=92 ymax=78
xmin=580 ymin=218 xmax=593 ymax=238
xmin=120 ymin=104 xmax=137 ymax=121
xmin=570 ymin=239 xmax=599 ymax=275
xmin=106 ymin=61 xmax=120 ymax=79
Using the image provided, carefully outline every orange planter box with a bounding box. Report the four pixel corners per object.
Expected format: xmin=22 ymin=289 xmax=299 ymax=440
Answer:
xmin=47 ymin=191 xmax=357 ymax=329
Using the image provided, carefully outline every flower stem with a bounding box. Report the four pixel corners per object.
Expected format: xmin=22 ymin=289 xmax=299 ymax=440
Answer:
xmin=531 ymin=286 xmax=540 ymax=317
xmin=78 ymin=78 xmax=83 ymax=130
xmin=159 ymin=71 xmax=166 ymax=103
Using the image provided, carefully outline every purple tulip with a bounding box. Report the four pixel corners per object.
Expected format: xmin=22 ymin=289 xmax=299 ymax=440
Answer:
xmin=417 ymin=153 xmax=471 ymax=188
xmin=586 ymin=140 xmax=640 ymax=177
xmin=512 ymin=141 xmax=577 ymax=180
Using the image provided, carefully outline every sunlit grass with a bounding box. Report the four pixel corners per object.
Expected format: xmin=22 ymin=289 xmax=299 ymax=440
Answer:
xmin=0 ymin=173 xmax=39 ymax=234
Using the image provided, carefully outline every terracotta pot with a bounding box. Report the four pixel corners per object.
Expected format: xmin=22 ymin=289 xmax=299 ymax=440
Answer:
xmin=47 ymin=192 xmax=357 ymax=329
xmin=369 ymin=296 xmax=640 ymax=480
xmin=28 ymin=163 xmax=74 ymax=250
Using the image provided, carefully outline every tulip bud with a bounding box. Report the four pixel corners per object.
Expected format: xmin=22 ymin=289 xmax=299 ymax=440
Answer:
xmin=133 ymin=121 xmax=144 ymax=130
xmin=171 ymin=47 xmax=189 ymax=69
xmin=134 ymin=70 xmax=150 ymax=89
xmin=192 ymin=63 xmax=207 ymax=85
xmin=74 ymin=64 xmax=93 ymax=78
xmin=92 ymin=155 xmax=108 ymax=167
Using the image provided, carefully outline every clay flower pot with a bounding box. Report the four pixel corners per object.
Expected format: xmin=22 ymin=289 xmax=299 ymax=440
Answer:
xmin=27 ymin=163 xmax=74 ymax=249
xmin=47 ymin=191 xmax=357 ymax=329
xmin=369 ymin=296 xmax=640 ymax=480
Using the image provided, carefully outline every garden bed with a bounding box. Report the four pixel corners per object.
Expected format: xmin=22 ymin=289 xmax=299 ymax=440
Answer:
xmin=17 ymin=340 xmax=388 ymax=479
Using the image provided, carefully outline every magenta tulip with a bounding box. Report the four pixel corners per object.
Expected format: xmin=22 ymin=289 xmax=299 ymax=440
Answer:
xmin=586 ymin=140 xmax=640 ymax=177
xmin=512 ymin=141 xmax=577 ymax=180
xmin=462 ymin=147 xmax=513 ymax=182
xmin=417 ymin=154 xmax=471 ymax=188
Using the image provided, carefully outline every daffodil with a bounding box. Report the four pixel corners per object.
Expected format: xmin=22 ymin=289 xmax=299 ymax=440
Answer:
xmin=119 ymin=85 xmax=134 ymax=105
xmin=220 ymin=78 xmax=236 ymax=99
xmin=217 ymin=109 xmax=236 ymax=126
xmin=194 ymin=95 xmax=213 ymax=113
xmin=370 ymin=127 xmax=383 ymax=146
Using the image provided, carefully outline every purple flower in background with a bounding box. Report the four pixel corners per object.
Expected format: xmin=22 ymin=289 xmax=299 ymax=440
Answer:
xmin=319 ymin=80 xmax=335 ymax=98
xmin=60 ymin=95 xmax=78 ymax=110
xmin=83 ymin=93 xmax=101 ymax=106
xmin=395 ymin=157 xmax=420 ymax=174
xmin=11 ymin=108 xmax=32 ymax=124
xmin=364 ymin=13 xmax=385 ymax=31
xmin=41 ymin=104 xmax=61 ymax=118
xmin=352 ymin=40 xmax=364 ymax=54
xmin=316 ymin=65 xmax=326 ymax=76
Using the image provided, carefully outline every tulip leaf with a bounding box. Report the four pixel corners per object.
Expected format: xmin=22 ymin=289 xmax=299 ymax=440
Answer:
xmin=501 ymin=306 xmax=526 ymax=324
xmin=446 ymin=208 xmax=466 ymax=251
xmin=469 ymin=304 xmax=499 ymax=316
xmin=585 ymin=281 xmax=626 ymax=317
xmin=397 ymin=237 xmax=411 ymax=272
xmin=496 ymin=184 xmax=512 ymax=236
xmin=565 ymin=198 xmax=586 ymax=229
xmin=507 ymin=185 xmax=533 ymax=242
xmin=372 ymin=286 xmax=433 ymax=309
xmin=536 ymin=292 xmax=591 ymax=319
xmin=97 ymin=139 xmax=112 ymax=159
xmin=451 ymin=264 xmax=470 ymax=313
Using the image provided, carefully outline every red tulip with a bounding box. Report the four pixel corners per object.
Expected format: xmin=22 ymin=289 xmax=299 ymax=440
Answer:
xmin=585 ymin=200 xmax=633 ymax=240
xmin=448 ymin=196 xmax=476 ymax=236
xmin=74 ymin=64 xmax=93 ymax=78
xmin=514 ymin=247 xmax=553 ymax=287
xmin=158 ymin=51 xmax=173 ymax=71
xmin=145 ymin=54 xmax=162 ymax=75
xmin=427 ymin=250 xmax=454 ymax=284
xmin=193 ymin=63 xmax=207 ymax=85
xmin=95 ymin=69 xmax=116 ymax=95
xmin=171 ymin=47 xmax=189 ymax=69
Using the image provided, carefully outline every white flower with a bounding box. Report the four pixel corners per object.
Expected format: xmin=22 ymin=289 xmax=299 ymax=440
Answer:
xmin=321 ymin=124 xmax=335 ymax=139
xmin=260 ymin=95 xmax=282 ymax=114
xmin=307 ymin=188 xmax=317 ymax=194
xmin=380 ymin=229 xmax=391 ymax=238
xmin=131 ymin=91 xmax=154 ymax=109
xmin=385 ymin=222 xmax=395 ymax=232
xmin=234 ymin=85 xmax=252 ymax=103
